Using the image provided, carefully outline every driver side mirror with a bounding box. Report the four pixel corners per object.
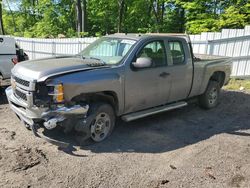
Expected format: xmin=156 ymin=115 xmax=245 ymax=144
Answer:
xmin=132 ymin=57 xmax=152 ymax=68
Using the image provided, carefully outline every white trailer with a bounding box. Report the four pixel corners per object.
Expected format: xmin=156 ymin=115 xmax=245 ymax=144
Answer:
xmin=0 ymin=36 xmax=28 ymax=87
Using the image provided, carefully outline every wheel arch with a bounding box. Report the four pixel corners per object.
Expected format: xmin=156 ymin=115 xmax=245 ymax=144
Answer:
xmin=199 ymin=71 xmax=226 ymax=96
xmin=209 ymin=71 xmax=225 ymax=88
xmin=71 ymin=91 xmax=120 ymax=116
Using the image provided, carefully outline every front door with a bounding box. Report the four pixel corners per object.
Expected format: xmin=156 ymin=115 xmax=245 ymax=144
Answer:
xmin=124 ymin=40 xmax=171 ymax=113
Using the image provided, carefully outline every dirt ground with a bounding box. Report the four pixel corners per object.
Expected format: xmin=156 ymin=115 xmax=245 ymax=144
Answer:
xmin=0 ymin=88 xmax=249 ymax=188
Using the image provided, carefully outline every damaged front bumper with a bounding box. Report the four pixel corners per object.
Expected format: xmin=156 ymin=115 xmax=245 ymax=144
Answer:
xmin=5 ymin=86 xmax=89 ymax=147
xmin=41 ymin=105 xmax=89 ymax=130
xmin=31 ymin=124 xmax=71 ymax=148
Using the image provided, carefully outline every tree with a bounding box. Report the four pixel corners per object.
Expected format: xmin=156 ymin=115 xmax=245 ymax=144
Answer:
xmin=76 ymin=0 xmax=87 ymax=36
xmin=82 ymin=0 xmax=87 ymax=33
xmin=76 ymin=0 xmax=82 ymax=35
xmin=177 ymin=0 xmax=249 ymax=33
xmin=0 ymin=0 xmax=4 ymax=35
xmin=117 ymin=0 xmax=125 ymax=33
xmin=150 ymin=0 xmax=165 ymax=32
xmin=218 ymin=1 xmax=249 ymax=29
xmin=6 ymin=0 xmax=16 ymax=32
xmin=3 ymin=0 xmax=77 ymax=37
xmin=1 ymin=0 xmax=250 ymax=37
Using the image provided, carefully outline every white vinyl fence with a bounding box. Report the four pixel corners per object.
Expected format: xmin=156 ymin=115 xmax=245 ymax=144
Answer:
xmin=190 ymin=26 xmax=250 ymax=78
xmin=15 ymin=25 xmax=250 ymax=78
xmin=15 ymin=37 xmax=98 ymax=59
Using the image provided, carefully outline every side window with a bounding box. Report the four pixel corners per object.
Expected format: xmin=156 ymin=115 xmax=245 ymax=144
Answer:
xmin=137 ymin=41 xmax=167 ymax=67
xmin=168 ymin=41 xmax=185 ymax=65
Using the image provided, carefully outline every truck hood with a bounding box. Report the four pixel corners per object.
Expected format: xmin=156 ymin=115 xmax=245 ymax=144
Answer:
xmin=12 ymin=56 xmax=108 ymax=82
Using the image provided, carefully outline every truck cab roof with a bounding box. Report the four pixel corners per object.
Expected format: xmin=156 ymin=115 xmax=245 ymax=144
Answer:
xmin=107 ymin=33 xmax=191 ymax=43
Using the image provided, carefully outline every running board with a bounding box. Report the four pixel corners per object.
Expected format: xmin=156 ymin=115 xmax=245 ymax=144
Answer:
xmin=122 ymin=101 xmax=187 ymax=122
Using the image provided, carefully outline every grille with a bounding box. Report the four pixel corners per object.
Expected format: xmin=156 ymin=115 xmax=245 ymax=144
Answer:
xmin=13 ymin=76 xmax=30 ymax=87
xmin=15 ymin=89 xmax=27 ymax=101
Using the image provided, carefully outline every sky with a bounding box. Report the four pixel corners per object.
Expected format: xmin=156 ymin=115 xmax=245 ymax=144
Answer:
xmin=2 ymin=0 xmax=20 ymax=11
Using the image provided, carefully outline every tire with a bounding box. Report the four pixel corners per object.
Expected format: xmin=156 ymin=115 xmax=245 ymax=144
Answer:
xmin=199 ymin=81 xmax=220 ymax=109
xmin=77 ymin=103 xmax=116 ymax=144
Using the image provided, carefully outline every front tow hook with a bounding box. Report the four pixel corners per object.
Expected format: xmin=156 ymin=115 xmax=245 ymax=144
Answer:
xmin=30 ymin=124 xmax=70 ymax=148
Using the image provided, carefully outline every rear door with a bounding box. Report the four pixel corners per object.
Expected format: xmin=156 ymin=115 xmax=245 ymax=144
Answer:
xmin=124 ymin=38 xmax=171 ymax=113
xmin=165 ymin=38 xmax=193 ymax=102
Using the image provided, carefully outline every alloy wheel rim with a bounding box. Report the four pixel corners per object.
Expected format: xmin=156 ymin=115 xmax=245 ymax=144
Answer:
xmin=208 ymin=87 xmax=218 ymax=105
xmin=90 ymin=112 xmax=111 ymax=142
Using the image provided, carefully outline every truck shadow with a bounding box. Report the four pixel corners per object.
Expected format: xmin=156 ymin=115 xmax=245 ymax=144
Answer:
xmin=78 ymin=90 xmax=250 ymax=154
xmin=14 ymin=89 xmax=249 ymax=155
xmin=0 ymin=87 xmax=8 ymax=105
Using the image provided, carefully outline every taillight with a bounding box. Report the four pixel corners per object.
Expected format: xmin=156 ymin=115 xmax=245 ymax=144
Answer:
xmin=12 ymin=57 xmax=18 ymax=65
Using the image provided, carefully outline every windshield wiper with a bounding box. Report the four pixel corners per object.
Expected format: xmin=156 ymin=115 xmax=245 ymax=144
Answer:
xmin=81 ymin=56 xmax=107 ymax=67
xmin=90 ymin=57 xmax=106 ymax=64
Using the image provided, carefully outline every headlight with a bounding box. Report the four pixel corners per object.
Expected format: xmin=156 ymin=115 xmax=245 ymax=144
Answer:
xmin=48 ymin=84 xmax=64 ymax=103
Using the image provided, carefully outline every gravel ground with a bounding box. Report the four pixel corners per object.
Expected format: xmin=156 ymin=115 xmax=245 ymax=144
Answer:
xmin=0 ymin=88 xmax=250 ymax=188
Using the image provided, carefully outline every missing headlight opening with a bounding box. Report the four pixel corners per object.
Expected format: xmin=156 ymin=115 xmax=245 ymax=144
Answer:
xmin=48 ymin=84 xmax=64 ymax=103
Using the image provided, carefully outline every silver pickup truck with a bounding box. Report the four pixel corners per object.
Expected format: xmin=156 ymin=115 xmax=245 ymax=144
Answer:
xmin=6 ymin=34 xmax=232 ymax=146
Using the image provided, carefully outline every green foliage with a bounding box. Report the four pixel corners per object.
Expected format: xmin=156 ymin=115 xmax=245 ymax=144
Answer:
xmin=182 ymin=0 xmax=249 ymax=34
xmin=1 ymin=0 xmax=250 ymax=37
xmin=3 ymin=0 xmax=76 ymax=37
xmin=218 ymin=6 xmax=247 ymax=29
xmin=87 ymin=0 xmax=118 ymax=35
xmin=223 ymin=79 xmax=250 ymax=91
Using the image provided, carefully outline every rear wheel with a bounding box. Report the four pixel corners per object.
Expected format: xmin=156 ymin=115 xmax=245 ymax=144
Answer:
xmin=199 ymin=81 xmax=220 ymax=109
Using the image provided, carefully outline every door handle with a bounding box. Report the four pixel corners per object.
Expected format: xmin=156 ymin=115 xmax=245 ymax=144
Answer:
xmin=159 ymin=72 xmax=170 ymax=78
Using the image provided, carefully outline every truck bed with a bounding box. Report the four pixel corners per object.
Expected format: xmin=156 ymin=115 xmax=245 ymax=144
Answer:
xmin=194 ymin=54 xmax=231 ymax=62
xmin=189 ymin=54 xmax=232 ymax=98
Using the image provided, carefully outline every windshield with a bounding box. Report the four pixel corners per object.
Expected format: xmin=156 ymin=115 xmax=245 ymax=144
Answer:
xmin=79 ymin=37 xmax=136 ymax=65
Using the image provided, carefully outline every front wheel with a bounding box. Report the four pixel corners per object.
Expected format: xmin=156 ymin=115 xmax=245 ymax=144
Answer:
xmin=199 ymin=81 xmax=220 ymax=109
xmin=89 ymin=103 xmax=116 ymax=142
xmin=76 ymin=103 xmax=115 ymax=145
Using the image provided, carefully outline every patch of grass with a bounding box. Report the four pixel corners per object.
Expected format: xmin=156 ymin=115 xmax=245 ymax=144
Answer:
xmin=223 ymin=79 xmax=250 ymax=91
